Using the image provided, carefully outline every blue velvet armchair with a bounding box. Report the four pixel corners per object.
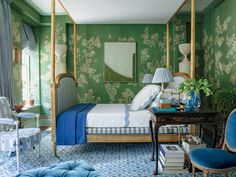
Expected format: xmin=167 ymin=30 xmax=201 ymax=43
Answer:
xmin=190 ymin=109 xmax=236 ymax=177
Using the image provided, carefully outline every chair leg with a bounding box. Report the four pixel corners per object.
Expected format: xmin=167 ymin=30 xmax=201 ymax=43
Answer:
xmin=38 ymin=143 xmax=40 ymax=158
xmin=15 ymin=121 xmax=20 ymax=173
xmin=203 ymin=172 xmax=208 ymax=177
xmin=192 ymin=165 xmax=196 ymax=177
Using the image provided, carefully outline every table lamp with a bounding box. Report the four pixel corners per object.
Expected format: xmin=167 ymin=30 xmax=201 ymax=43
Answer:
xmin=152 ymin=67 xmax=174 ymax=91
xmin=142 ymin=74 xmax=153 ymax=84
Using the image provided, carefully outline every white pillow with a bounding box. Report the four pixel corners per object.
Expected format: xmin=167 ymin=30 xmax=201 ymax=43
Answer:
xmin=130 ymin=85 xmax=160 ymax=111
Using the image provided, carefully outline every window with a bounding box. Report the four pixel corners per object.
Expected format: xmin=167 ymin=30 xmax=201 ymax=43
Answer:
xmin=21 ymin=22 xmax=39 ymax=105
xmin=22 ymin=47 xmax=32 ymax=101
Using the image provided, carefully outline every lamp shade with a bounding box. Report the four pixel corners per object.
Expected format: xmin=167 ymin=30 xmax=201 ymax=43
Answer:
xmin=152 ymin=68 xmax=174 ymax=84
xmin=142 ymin=74 xmax=153 ymax=83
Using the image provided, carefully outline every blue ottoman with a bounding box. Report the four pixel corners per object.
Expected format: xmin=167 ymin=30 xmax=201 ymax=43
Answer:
xmin=15 ymin=160 xmax=103 ymax=177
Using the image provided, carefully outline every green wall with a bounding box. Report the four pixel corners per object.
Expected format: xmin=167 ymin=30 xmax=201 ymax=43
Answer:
xmin=38 ymin=15 xmax=202 ymax=104
xmin=12 ymin=8 xmax=23 ymax=103
xmin=67 ymin=24 xmax=167 ymax=103
xmin=13 ymin=0 xmax=236 ymax=108
xmin=202 ymin=0 xmax=236 ymax=89
xmin=170 ymin=14 xmax=204 ymax=77
xmin=39 ymin=16 xmax=70 ymax=110
xmin=11 ymin=7 xmax=40 ymax=105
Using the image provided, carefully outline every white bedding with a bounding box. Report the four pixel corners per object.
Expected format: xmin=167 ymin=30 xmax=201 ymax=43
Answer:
xmin=86 ymin=104 xmax=153 ymax=128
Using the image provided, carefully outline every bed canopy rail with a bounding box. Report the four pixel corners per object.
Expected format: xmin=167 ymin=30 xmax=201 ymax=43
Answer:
xmin=190 ymin=0 xmax=196 ymax=78
xmin=50 ymin=0 xmax=77 ymax=156
xmin=166 ymin=23 xmax=170 ymax=68
xmin=50 ymin=0 xmax=196 ymax=156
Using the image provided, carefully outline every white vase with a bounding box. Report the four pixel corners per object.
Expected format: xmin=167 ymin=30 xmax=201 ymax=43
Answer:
xmin=179 ymin=58 xmax=190 ymax=75
xmin=179 ymin=43 xmax=190 ymax=75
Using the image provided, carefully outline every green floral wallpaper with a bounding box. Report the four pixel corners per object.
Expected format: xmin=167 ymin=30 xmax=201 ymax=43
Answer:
xmin=38 ymin=15 xmax=202 ymax=105
xmin=11 ymin=8 xmax=40 ymax=104
xmin=39 ymin=16 xmax=68 ymax=108
xmin=12 ymin=9 xmax=23 ymax=103
xmin=10 ymin=0 xmax=236 ymax=120
xmin=66 ymin=24 xmax=167 ymax=103
xmin=203 ymin=0 xmax=236 ymax=89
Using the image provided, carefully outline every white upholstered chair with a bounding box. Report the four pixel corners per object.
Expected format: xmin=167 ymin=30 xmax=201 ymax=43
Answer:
xmin=0 ymin=97 xmax=41 ymax=173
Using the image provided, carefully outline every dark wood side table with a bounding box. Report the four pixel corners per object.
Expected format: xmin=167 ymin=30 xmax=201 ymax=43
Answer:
xmin=149 ymin=110 xmax=218 ymax=175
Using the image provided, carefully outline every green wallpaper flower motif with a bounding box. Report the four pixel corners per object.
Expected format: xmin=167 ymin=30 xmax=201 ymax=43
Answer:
xmin=40 ymin=20 xmax=67 ymax=107
xmin=203 ymin=0 xmax=236 ymax=89
xmin=12 ymin=10 xmax=23 ymax=103
xmin=67 ymin=24 xmax=167 ymax=103
xmin=11 ymin=8 xmax=41 ymax=105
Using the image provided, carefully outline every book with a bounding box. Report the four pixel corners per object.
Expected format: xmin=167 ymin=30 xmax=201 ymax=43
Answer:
xmin=158 ymin=160 xmax=189 ymax=174
xmin=182 ymin=141 xmax=206 ymax=153
xmin=159 ymin=151 xmax=185 ymax=162
xmin=159 ymin=99 xmax=171 ymax=104
xmin=159 ymin=159 xmax=184 ymax=170
xmin=159 ymin=155 xmax=184 ymax=167
xmin=160 ymin=168 xmax=189 ymax=174
xmin=160 ymin=144 xmax=184 ymax=158
xmin=158 ymin=103 xmax=171 ymax=108
xmin=152 ymin=107 xmax=176 ymax=113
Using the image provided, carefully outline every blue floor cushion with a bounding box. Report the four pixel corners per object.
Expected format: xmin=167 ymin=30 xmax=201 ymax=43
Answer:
xmin=15 ymin=160 xmax=103 ymax=177
xmin=190 ymin=148 xmax=236 ymax=169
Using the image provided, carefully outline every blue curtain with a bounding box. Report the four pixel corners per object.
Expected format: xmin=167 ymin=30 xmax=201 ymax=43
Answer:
xmin=0 ymin=0 xmax=14 ymax=106
xmin=22 ymin=23 xmax=36 ymax=50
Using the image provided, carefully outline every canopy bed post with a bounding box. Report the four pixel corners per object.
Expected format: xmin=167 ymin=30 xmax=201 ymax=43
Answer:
xmin=190 ymin=0 xmax=196 ymax=78
xmin=58 ymin=0 xmax=77 ymax=80
xmin=74 ymin=23 xmax=77 ymax=80
xmin=50 ymin=0 xmax=57 ymax=156
xmin=166 ymin=23 xmax=170 ymax=68
xmin=189 ymin=0 xmax=197 ymax=136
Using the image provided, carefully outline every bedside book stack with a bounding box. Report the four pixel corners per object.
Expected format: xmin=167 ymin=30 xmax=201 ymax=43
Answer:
xmin=158 ymin=144 xmax=188 ymax=173
xmin=153 ymin=107 xmax=176 ymax=113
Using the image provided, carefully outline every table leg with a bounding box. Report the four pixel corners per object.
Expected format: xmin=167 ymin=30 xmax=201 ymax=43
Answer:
xmin=149 ymin=120 xmax=155 ymax=161
xmin=212 ymin=125 xmax=217 ymax=148
xmin=153 ymin=125 xmax=159 ymax=175
xmin=199 ymin=124 xmax=202 ymax=138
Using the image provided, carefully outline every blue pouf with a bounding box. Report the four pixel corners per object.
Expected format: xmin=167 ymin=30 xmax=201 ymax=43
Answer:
xmin=15 ymin=160 xmax=103 ymax=177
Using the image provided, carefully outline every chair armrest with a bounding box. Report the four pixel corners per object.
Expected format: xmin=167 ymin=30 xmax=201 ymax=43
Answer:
xmin=17 ymin=113 xmax=40 ymax=128
xmin=16 ymin=112 xmax=35 ymax=118
xmin=0 ymin=118 xmax=15 ymax=125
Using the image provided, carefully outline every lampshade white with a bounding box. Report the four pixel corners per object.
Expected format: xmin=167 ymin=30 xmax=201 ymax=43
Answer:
xmin=152 ymin=68 xmax=174 ymax=90
xmin=142 ymin=74 xmax=153 ymax=83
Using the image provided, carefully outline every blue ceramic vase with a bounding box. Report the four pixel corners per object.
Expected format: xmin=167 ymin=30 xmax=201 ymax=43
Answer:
xmin=186 ymin=91 xmax=201 ymax=111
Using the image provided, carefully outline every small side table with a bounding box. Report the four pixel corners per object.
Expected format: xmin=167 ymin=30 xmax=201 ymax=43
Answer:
xmin=149 ymin=110 xmax=218 ymax=175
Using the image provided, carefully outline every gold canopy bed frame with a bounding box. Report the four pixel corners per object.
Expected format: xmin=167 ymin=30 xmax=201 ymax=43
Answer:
xmin=50 ymin=0 xmax=197 ymax=155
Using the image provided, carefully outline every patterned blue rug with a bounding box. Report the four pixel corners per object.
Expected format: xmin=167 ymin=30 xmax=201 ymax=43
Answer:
xmin=0 ymin=131 xmax=236 ymax=177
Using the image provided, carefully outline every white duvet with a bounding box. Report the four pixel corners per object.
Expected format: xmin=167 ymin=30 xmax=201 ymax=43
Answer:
xmin=86 ymin=104 xmax=152 ymax=128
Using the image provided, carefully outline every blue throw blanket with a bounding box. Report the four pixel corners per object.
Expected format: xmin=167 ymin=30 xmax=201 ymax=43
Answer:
xmin=56 ymin=103 xmax=95 ymax=145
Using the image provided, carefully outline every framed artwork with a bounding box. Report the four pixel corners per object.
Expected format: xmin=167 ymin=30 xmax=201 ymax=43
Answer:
xmin=104 ymin=42 xmax=136 ymax=82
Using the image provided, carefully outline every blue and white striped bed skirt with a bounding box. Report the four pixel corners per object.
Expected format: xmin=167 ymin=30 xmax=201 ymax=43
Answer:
xmin=86 ymin=126 xmax=189 ymax=134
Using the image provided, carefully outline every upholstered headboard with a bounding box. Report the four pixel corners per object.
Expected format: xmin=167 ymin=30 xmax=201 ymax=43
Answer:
xmin=55 ymin=74 xmax=78 ymax=115
xmin=167 ymin=72 xmax=189 ymax=90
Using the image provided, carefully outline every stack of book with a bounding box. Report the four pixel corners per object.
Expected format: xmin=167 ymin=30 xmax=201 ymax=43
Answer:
xmin=153 ymin=107 xmax=176 ymax=113
xmin=159 ymin=144 xmax=188 ymax=173
xmin=158 ymin=99 xmax=171 ymax=108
